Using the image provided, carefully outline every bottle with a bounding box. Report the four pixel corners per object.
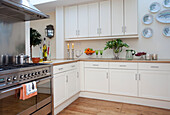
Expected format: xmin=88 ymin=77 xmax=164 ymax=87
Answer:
xmin=39 ymin=46 xmax=43 ymax=62
xmin=43 ymin=38 xmax=47 ymax=61
xmin=47 ymin=41 xmax=51 ymax=61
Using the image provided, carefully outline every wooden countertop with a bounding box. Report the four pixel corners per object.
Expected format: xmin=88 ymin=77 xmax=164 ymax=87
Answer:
xmin=49 ymin=58 xmax=170 ymax=66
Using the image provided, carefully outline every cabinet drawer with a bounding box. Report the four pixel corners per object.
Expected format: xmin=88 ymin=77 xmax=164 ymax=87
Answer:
xmin=109 ymin=62 xmax=137 ymax=69
xmin=53 ymin=63 xmax=77 ymax=74
xmin=138 ymin=63 xmax=170 ymax=71
xmin=84 ymin=62 xmax=109 ymax=68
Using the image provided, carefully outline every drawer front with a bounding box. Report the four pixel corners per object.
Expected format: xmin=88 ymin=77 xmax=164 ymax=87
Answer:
xmin=109 ymin=62 xmax=137 ymax=69
xmin=84 ymin=62 xmax=109 ymax=68
xmin=139 ymin=63 xmax=170 ymax=71
xmin=53 ymin=63 xmax=77 ymax=74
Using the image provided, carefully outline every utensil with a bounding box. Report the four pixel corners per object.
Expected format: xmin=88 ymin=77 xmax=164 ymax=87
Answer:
xmin=126 ymin=50 xmax=136 ymax=60
xmin=0 ymin=55 xmax=4 ymax=65
xmin=152 ymin=54 xmax=158 ymax=60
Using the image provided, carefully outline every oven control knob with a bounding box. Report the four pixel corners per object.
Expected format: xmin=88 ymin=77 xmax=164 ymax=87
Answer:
xmin=38 ymin=71 xmax=41 ymax=75
xmin=20 ymin=75 xmax=24 ymax=79
xmin=32 ymin=73 xmax=35 ymax=76
xmin=42 ymin=70 xmax=45 ymax=73
xmin=45 ymin=70 xmax=48 ymax=73
xmin=28 ymin=73 xmax=31 ymax=77
xmin=7 ymin=78 xmax=11 ymax=82
xmin=24 ymin=74 xmax=28 ymax=78
xmin=35 ymin=72 xmax=38 ymax=75
xmin=13 ymin=76 xmax=17 ymax=81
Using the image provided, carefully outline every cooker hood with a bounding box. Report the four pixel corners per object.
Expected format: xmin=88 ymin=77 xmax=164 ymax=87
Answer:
xmin=0 ymin=0 xmax=49 ymax=22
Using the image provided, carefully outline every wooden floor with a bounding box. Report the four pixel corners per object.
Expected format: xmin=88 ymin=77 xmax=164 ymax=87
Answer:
xmin=58 ymin=97 xmax=170 ymax=115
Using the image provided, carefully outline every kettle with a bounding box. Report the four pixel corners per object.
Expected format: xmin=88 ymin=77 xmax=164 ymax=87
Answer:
xmin=126 ymin=50 xmax=136 ymax=60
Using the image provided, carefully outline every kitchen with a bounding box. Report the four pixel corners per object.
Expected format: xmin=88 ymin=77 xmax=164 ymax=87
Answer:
xmin=0 ymin=0 xmax=170 ymax=115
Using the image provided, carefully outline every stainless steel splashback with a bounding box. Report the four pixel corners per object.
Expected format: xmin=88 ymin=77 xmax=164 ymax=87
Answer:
xmin=0 ymin=21 xmax=25 ymax=55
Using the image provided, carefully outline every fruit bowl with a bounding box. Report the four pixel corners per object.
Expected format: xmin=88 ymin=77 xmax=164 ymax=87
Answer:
xmin=84 ymin=48 xmax=95 ymax=58
xmin=32 ymin=57 xmax=40 ymax=63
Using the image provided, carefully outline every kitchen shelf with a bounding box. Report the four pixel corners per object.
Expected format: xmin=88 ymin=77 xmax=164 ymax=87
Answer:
xmin=65 ymin=35 xmax=139 ymax=41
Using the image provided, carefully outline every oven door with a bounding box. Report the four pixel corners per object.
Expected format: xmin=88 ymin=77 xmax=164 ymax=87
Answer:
xmin=0 ymin=76 xmax=52 ymax=115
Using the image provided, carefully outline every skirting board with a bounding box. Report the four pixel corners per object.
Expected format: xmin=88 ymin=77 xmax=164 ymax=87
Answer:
xmin=79 ymin=91 xmax=170 ymax=110
xmin=54 ymin=93 xmax=79 ymax=115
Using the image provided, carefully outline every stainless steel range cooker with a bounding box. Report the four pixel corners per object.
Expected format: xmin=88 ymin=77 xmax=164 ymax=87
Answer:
xmin=0 ymin=63 xmax=53 ymax=115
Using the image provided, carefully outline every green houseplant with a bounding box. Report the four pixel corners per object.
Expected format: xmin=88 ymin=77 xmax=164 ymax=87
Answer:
xmin=104 ymin=39 xmax=129 ymax=59
xmin=30 ymin=28 xmax=42 ymax=58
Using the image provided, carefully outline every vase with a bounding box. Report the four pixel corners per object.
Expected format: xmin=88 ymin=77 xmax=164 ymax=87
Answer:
xmin=113 ymin=50 xmax=120 ymax=59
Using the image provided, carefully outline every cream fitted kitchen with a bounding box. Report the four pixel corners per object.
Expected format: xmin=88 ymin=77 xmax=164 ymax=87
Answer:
xmin=53 ymin=60 xmax=170 ymax=114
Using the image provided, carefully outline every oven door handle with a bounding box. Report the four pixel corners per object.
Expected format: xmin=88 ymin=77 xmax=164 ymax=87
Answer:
xmin=36 ymin=76 xmax=53 ymax=83
xmin=0 ymin=85 xmax=23 ymax=94
xmin=0 ymin=76 xmax=53 ymax=94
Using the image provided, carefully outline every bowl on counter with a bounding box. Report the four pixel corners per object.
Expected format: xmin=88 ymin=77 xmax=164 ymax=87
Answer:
xmin=32 ymin=57 xmax=40 ymax=63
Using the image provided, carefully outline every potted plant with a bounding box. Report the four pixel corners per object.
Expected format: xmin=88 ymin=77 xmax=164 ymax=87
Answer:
xmin=104 ymin=39 xmax=129 ymax=59
xmin=30 ymin=28 xmax=42 ymax=58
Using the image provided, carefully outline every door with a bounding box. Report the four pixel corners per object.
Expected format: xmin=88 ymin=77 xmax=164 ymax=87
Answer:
xmin=100 ymin=0 xmax=111 ymax=36
xmin=53 ymin=73 xmax=67 ymax=107
xmin=110 ymin=69 xmax=138 ymax=96
xmin=139 ymin=71 xmax=170 ymax=101
xmin=124 ymin=0 xmax=138 ymax=35
xmin=65 ymin=6 xmax=78 ymax=38
xmin=78 ymin=4 xmax=88 ymax=37
xmin=85 ymin=68 xmax=109 ymax=93
xmin=112 ymin=0 xmax=124 ymax=35
xmin=88 ymin=2 xmax=99 ymax=37
xmin=67 ymin=70 xmax=77 ymax=98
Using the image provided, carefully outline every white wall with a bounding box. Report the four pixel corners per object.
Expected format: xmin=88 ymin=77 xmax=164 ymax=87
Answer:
xmin=67 ymin=0 xmax=170 ymax=59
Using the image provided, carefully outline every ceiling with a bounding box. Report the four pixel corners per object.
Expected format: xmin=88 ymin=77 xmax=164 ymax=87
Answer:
xmin=31 ymin=0 xmax=103 ymax=13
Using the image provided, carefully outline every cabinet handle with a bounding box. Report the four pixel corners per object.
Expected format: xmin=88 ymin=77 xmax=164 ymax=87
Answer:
xmin=122 ymin=26 xmax=124 ymax=33
xmin=71 ymin=65 xmax=75 ymax=68
xmin=150 ymin=66 xmax=159 ymax=68
xmin=100 ymin=28 xmax=102 ymax=34
xmin=77 ymin=72 xmax=79 ymax=78
xmin=139 ymin=74 xmax=141 ymax=80
xmin=135 ymin=74 xmax=137 ymax=80
xmin=78 ymin=30 xmax=80 ymax=35
xmin=58 ymin=68 xmax=63 ymax=70
xmin=93 ymin=64 xmax=99 ymax=66
xmin=106 ymin=72 xmax=109 ymax=79
xmin=66 ymin=75 xmax=68 ymax=82
xmin=97 ymin=28 xmax=99 ymax=34
xmin=120 ymin=65 xmax=127 ymax=67
xmin=124 ymin=26 xmax=127 ymax=32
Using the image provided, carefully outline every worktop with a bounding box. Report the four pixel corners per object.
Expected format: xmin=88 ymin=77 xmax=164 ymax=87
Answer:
xmin=51 ymin=58 xmax=170 ymax=66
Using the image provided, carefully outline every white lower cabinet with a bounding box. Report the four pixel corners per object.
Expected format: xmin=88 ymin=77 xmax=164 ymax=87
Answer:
xmin=85 ymin=68 xmax=109 ymax=93
xmin=139 ymin=70 xmax=170 ymax=101
xmin=53 ymin=72 xmax=67 ymax=107
xmin=67 ymin=70 xmax=77 ymax=98
xmin=109 ymin=69 xmax=138 ymax=96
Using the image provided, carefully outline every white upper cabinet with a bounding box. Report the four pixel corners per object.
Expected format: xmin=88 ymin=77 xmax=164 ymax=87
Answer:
xmin=100 ymin=0 xmax=111 ymax=36
xmin=124 ymin=0 xmax=138 ymax=35
xmin=88 ymin=2 xmax=99 ymax=37
xmin=65 ymin=6 xmax=78 ymax=39
xmin=78 ymin=4 xmax=89 ymax=37
xmin=112 ymin=0 xmax=124 ymax=35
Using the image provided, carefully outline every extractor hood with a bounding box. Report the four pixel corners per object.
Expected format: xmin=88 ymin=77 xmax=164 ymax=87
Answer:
xmin=0 ymin=0 xmax=49 ymax=22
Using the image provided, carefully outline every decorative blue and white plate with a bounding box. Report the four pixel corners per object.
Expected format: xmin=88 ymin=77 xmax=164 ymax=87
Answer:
xmin=163 ymin=27 xmax=170 ymax=37
xmin=143 ymin=14 xmax=153 ymax=24
xmin=149 ymin=2 xmax=161 ymax=13
xmin=142 ymin=28 xmax=153 ymax=38
xmin=156 ymin=10 xmax=170 ymax=23
xmin=163 ymin=0 xmax=170 ymax=8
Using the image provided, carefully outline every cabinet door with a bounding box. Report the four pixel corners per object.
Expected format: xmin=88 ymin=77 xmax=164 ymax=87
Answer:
xmin=112 ymin=0 xmax=124 ymax=35
xmin=78 ymin=4 xmax=88 ymax=37
xmin=88 ymin=2 xmax=99 ymax=37
xmin=110 ymin=69 xmax=138 ymax=96
xmin=124 ymin=0 xmax=138 ymax=35
xmin=139 ymin=71 xmax=170 ymax=101
xmin=67 ymin=70 xmax=77 ymax=98
xmin=85 ymin=68 xmax=109 ymax=93
xmin=53 ymin=73 xmax=67 ymax=107
xmin=65 ymin=6 xmax=78 ymax=38
xmin=100 ymin=0 xmax=111 ymax=36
